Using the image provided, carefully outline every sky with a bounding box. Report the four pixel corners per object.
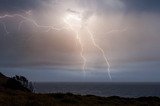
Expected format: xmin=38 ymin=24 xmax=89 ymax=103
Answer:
xmin=0 ymin=0 xmax=160 ymax=82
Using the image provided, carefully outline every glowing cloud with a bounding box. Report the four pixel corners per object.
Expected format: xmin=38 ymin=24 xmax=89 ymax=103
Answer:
xmin=0 ymin=0 xmax=128 ymax=80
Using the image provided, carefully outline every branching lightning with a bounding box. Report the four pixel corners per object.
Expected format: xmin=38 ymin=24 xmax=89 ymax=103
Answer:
xmin=63 ymin=14 xmax=87 ymax=77
xmin=63 ymin=11 xmax=112 ymax=79
xmin=0 ymin=9 xmax=127 ymax=80
xmin=0 ymin=14 xmax=68 ymax=34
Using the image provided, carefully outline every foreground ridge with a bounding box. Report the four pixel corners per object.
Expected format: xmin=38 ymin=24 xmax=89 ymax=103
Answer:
xmin=0 ymin=72 xmax=160 ymax=106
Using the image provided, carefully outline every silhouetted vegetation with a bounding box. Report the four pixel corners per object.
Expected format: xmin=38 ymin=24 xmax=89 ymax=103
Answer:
xmin=12 ymin=75 xmax=34 ymax=92
xmin=6 ymin=78 xmax=31 ymax=92
xmin=0 ymin=73 xmax=33 ymax=92
xmin=0 ymin=72 xmax=160 ymax=106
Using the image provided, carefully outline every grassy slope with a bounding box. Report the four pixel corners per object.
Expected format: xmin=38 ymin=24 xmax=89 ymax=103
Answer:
xmin=1 ymin=91 xmax=160 ymax=106
xmin=0 ymin=72 xmax=160 ymax=106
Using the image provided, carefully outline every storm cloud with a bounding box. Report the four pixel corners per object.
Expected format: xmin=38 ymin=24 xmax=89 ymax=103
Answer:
xmin=0 ymin=0 xmax=160 ymax=82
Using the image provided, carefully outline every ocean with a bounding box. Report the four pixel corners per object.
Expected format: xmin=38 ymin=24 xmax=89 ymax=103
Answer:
xmin=34 ymin=82 xmax=160 ymax=97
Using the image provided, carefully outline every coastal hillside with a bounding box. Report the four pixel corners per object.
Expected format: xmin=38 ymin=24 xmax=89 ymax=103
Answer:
xmin=0 ymin=72 xmax=160 ymax=106
xmin=0 ymin=72 xmax=31 ymax=92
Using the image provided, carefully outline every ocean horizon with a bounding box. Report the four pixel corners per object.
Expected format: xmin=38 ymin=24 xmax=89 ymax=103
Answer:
xmin=34 ymin=82 xmax=160 ymax=97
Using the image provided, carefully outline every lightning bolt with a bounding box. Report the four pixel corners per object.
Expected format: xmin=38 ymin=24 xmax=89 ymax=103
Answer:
xmin=0 ymin=13 xmax=68 ymax=34
xmin=63 ymin=13 xmax=113 ymax=79
xmin=86 ymin=27 xmax=112 ymax=79
xmin=63 ymin=18 xmax=87 ymax=77
xmin=77 ymin=31 xmax=87 ymax=77
xmin=0 ymin=12 xmax=87 ymax=77
xmin=0 ymin=11 xmax=128 ymax=80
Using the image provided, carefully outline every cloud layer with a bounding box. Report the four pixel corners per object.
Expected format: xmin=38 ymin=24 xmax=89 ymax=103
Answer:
xmin=0 ymin=0 xmax=160 ymax=81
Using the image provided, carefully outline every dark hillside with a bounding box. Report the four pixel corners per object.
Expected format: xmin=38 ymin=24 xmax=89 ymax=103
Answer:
xmin=0 ymin=72 xmax=160 ymax=106
xmin=0 ymin=72 xmax=31 ymax=92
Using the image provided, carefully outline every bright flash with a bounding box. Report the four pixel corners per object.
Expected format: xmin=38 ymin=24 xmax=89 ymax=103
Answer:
xmin=63 ymin=9 xmax=112 ymax=79
xmin=0 ymin=9 xmax=112 ymax=79
xmin=64 ymin=13 xmax=82 ymax=29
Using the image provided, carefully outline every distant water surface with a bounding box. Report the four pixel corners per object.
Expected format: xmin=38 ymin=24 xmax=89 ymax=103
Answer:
xmin=34 ymin=82 xmax=160 ymax=97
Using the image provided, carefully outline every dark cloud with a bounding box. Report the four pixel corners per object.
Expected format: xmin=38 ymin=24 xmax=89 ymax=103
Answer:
xmin=67 ymin=9 xmax=80 ymax=14
xmin=121 ymin=0 xmax=160 ymax=13
xmin=1 ymin=0 xmax=160 ymax=13
xmin=0 ymin=0 xmax=39 ymax=13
